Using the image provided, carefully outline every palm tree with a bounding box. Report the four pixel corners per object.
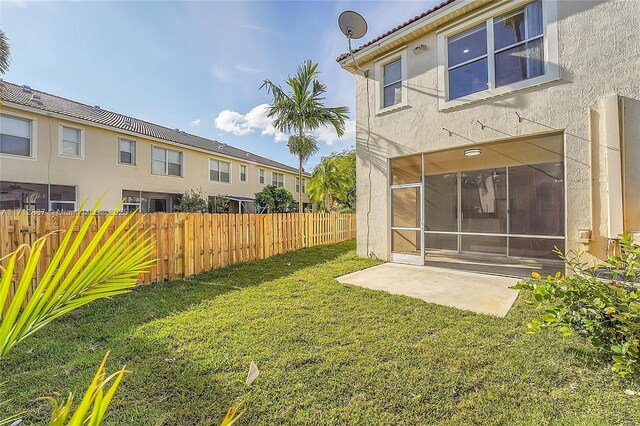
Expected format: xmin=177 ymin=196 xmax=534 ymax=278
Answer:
xmin=287 ymin=133 xmax=318 ymax=208
xmin=0 ymin=28 xmax=10 ymax=75
xmin=260 ymin=60 xmax=349 ymax=213
xmin=306 ymin=157 xmax=348 ymax=212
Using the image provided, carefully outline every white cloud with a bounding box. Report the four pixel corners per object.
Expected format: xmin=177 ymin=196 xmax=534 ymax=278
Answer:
xmin=314 ymin=119 xmax=356 ymax=145
xmin=235 ymin=64 xmax=262 ymax=74
xmin=214 ymin=103 xmax=287 ymax=142
xmin=212 ymin=63 xmax=232 ymax=81
xmin=215 ymin=105 xmax=355 ymax=146
xmin=190 ymin=118 xmax=201 ymax=127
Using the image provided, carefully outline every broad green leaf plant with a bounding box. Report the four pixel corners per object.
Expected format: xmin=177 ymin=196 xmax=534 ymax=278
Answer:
xmin=0 ymin=199 xmax=154 ymax=424
xmin=515 ymin=234 xmax=640 ymax=377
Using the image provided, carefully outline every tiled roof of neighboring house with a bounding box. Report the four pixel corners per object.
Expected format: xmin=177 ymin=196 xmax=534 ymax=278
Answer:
xmin=336 ymin=0 xmax=457 ymax=62
xmin=1 ymin=81 xmax=306 ymax=175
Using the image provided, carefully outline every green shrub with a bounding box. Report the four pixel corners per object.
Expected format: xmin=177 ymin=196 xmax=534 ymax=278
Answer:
xmin=174 ymin=188 xmax=209 ymax=213
xmin=515 ymin=234 xmax=640 ymax=377
xmin=254 ymin=185 xmax=297 ymax=213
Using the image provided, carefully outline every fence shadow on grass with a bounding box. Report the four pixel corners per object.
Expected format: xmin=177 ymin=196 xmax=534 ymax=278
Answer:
xmin=2 ymin=241 xmax=356 ymax=357
xmin=0 ymin=241 xmax=357 ymax=424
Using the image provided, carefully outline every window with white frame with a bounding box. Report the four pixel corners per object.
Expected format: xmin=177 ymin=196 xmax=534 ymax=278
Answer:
xmin=49 ymin=185 xmax=76 ymax=211
xmin=296 ymin=177 xmax=306 ymax=193
xmin=259 ymin=169 xmax=265 ymax=184
xmin=152 ymin=146 xmax=182 ymax=176
xmin=375 ymin=50 xmax=408 ymax=112
xmin=382 ymin=59 xmax=403 ymax=108
xmin=0 ymin=113 xmax=33 ymax=157
xmin=240 ymin=164 xmax=247 ymax=182
xmin=59 ymin=125 xmax=83 ymax=158
xmin=272 ymin=172 xmax=284 ymax=187
xmin=122 ymin=190 xmax=141 ymax=213
xmin=118 ymin=138 xmax=136 ymax=165
xmin=210 ymin=159 xmax=231 ymax=183
xmin=445 ymin=0 xmax=547 ymax=101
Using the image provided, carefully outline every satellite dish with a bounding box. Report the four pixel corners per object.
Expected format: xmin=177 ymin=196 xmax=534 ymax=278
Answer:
xmin=338 ymin=11 xmax=368 ymax=40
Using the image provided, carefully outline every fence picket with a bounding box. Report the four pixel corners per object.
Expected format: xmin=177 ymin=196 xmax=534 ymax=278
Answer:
xmin=0 ymin=211 xmax=356 ymax=315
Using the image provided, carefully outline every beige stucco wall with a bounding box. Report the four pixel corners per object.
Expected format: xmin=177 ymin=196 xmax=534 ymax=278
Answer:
xmin=351 ymin=0 xmax=640 ymax=261
xmin=0 ymin=104 xmax=309 ymax=210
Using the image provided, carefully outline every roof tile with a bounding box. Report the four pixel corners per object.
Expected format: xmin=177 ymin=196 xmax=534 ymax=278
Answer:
xmin=1 ymin=81 xmax=305 ymax=175
xmin=336 ymin=0 xmax=457 ymax=62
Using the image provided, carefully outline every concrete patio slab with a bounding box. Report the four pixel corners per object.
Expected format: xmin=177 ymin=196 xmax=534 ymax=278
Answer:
xmin=336 ymin=263 xmax=521 ymax=317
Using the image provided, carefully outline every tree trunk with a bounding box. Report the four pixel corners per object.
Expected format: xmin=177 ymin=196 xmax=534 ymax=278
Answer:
xmin=298 ymin=126 xmax=304 ymax=245
xmin=298 ymin=155 xmax=303 ymax=214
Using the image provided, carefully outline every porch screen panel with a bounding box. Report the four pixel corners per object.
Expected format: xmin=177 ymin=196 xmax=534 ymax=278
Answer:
xmin=392 ymin=230 xmax=421 ymax=255
xmin=461 ymin=168 xmax=507 ymax=233
xmin=390 ymin=155 xmax=422 ymax=185
xmin=425 ymin=173 xmax=458 ymax=250
xmin=391 ymin=187 xmax=420 ymax=228
xmin=508 ymin=161 xmax=565 ymax=258
xmin=508 ymin=162 xmax=564 ymax=236
xmin=509 ymin=237 xmax=564 ymax=260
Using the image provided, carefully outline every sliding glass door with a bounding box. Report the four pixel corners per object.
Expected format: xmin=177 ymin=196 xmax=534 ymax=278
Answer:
xmin=460 ymin=168 xmax=507 ymax=255
xmin=424 ymin=163 xmax=564 ymax=260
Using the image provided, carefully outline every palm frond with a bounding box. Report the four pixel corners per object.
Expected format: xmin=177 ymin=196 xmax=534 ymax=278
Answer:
xmin=0 ymin=198 xmax=155 ymax=357
xmin=287 ymin=133 xmax=319 ymax=162
xmin=0 ymin=29 xmax=10 ymax=76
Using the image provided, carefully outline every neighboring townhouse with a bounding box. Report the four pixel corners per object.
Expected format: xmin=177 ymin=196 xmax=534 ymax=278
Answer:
xmin=0 ymin=81 xmax=311 ymax=213
xmin=338 ymin=0 xmax=639 ymax=266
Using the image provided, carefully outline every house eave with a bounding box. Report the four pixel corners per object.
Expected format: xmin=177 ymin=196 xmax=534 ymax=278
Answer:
xmin=338 ymin=0 xmax=491 ymax=73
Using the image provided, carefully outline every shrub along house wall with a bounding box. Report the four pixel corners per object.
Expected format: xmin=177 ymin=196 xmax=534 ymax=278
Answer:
xmin=0 ymin=211 xmax=356 ymax=315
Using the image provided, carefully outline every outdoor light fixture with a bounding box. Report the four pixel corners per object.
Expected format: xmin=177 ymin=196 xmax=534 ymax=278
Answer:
xmin=464 ymin=148 xmax=482 ymax=156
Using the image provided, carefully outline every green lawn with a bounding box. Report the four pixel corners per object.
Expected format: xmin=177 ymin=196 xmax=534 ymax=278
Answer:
xmin=1 ymin=241 xmax=639 ymax=425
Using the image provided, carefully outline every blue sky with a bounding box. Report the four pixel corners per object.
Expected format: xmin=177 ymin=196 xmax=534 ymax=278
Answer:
xmin=1 ymin=0 xmax=439 ymax=170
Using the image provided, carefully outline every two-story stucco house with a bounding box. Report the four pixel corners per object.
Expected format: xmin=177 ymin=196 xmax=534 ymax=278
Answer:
xmin=0 ymin=81 xmax=310 ymax=213
xmin=338 ymin=0 xmax=639 ymax=269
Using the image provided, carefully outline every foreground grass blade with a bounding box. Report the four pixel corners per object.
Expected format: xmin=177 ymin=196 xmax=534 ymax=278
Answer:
xmin=39 ymin=352 xmax=128 ymax=426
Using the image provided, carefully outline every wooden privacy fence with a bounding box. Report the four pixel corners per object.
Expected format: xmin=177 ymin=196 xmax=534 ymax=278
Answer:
xmin=0 ymin=211 xmax=356 ymax=310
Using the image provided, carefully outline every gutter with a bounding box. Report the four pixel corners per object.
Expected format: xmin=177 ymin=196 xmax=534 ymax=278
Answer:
xmin=337 ymin=0 xmax=482 ymax=71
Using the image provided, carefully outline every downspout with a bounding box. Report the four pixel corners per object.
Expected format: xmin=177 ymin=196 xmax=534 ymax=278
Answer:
xmin=602 ymin=94 xmax=624 ymax=256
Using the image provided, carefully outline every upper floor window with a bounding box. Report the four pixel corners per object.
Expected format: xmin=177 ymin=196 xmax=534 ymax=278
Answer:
xmin=152 ymin=146 xmax=182 ymax=176
xmin=1 ymin=113 xmax=33 ymax=157
xmin=383 ymin=59 xmax=402 ymax=108
xmin=59 ymin=125 xmax=83 ymax=158
xmin=296 ymin=177 xmax=306 ymax=193
xmin=240 ymin=164 xmax=247 ymax=182
xmin=119 ymin=138 xmax=136 ymax=165
xmin=259 ymin=169 xmax=265 ymax=184
xmin=375 ymin=50 xmax=408 ymax=113
xmin=440 ymin=0 xmax=557 ymax=108
xmin=272 ymin=172 xmax=284 ymax=187
xmin=210 ymin=159 xmax=230 ymax=183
